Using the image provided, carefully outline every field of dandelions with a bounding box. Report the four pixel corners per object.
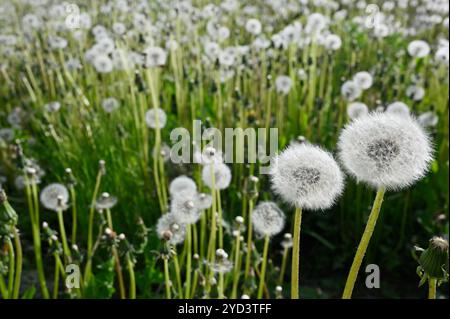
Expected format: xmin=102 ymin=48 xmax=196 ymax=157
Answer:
xmin=0 ymin=0 xmax=449 ymax=300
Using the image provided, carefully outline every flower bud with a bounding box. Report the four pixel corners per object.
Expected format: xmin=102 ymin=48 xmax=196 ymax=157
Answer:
xmin=419 ymin=236 xmax=449 ymax=279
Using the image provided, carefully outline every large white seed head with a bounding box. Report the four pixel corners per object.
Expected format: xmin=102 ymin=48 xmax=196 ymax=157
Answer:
xmin=337 ymin=112 xmax=433 ymax=190
xmin=270 ymin=144 xmax=344 ymax=210
xmin=169 ymin=175 xmax=197 ymax=197
xmin=40 ymin=183 xmax=69 ymax=212
xmin=251 ymin=201 xmax=285 ymax=237
xmin=202 ymin=163 xmax=232 ymax=190
xmin=156 ymin=213 xmax=186 ymax=245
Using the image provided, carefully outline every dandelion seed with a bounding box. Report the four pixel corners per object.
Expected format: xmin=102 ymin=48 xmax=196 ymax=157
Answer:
xmin=275 ymin=75 xmax=292 ymax=95
xmin=386 ymin=101 xmax=410 ymax=116
xmin=145 ymin=108 xmax=167 ymax=129
xmin=418 ymin=111 xmax=439 ymax=128
xmin=169 ymin=176 xmax=197 ymax=198
xmin=101 ymin=97 xmax=120 ymax=113
xmin=40 ymin=183 xmax=69 ymax=212
xmin=251 ymin=201 xmax=285 ymax=237
xmin=95 ymin=192 xmax=118 ymax=210
xmin=408 ymin=40 xmax=430 ymax=58
xmin=347 ymin=102 xmax=369 ymax=119
xmin=338 ymin=112 xmax=433 ymax=190
xmin=270 ymin=143 xmax=344 ymax=210
xmin=144 ymin=46 xmax=167 ymax=67
xmin=202 ymin=163 xmax=232 ymax=190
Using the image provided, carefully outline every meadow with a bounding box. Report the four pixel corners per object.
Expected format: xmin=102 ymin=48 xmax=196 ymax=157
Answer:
xmin=0 ymin=0 xmax=449 ymax=299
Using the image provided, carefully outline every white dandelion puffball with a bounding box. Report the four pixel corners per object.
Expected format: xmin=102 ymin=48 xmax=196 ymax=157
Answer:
xmin=95 ymin=192 xmax=118 ymax=210
xmin=270 ymin=144 xmax=344 ymax=210
xmin=169 ymin=176 xmax=197 ymax=197
xmin=347 ymin=102 xmax=369 ymax=119
xmin=144 ymin=46 xmax=167 ymax=67
xmin=353 ymin=71 xmax=373 ymax=90
xmin=145 ymin=108 xmax=167 ymax=129
xmin=93 ymin=54 xmax=113 ymax=73
xmin=195 ymin=193 xmax=213 ymax=210
xmin=156 ymin=213 xmax=186 ymax=245
xmin=245 ymin=18 xmax=262 ymax=35
xmin=418 ymin=112 xmax=439 ymax=128
xmin=170 ymin=191 xmax=201 ymax=224
xmin=324 ymin=34 xmax=342 ymax=51
xmin=407 ymin=40 xmax=430 ymax=58
xmin=101 ymin=97 xmax=120 ymax=113
xmin=252 ymin=201 xmax=285 ymax=237
xmin=275 ymin=75 xmax=293 ymax=95
xmin=40 ymin=183 xmax=69 ymax=211
xmin=341 ymin=80 xmax=362 ymax=101
xmin=44 ymin=101 xmax=61 ymax=113
xmin=406 ymin=85 xmax=425 ymax=101
xmin=386 ymin=101 xmax=410 ymax=116
xmin=202 ymin=163 xmax=232 ymax=190
xmin=338 ymin=112 xmax=433 ymax=190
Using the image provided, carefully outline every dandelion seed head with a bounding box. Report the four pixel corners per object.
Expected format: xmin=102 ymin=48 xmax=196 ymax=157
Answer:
xmin=418 ymin=111 xmax=439 ymax=128
xmin=251 ymin=201 xmax=285 ymax=237
xmin=40 ymin=183 xmax=69 ymax=212
xmin=101 ymin=97 xmax=120 ymax=113
xmin=170 ymin=191 xmax=201 ymax=224
xmin=347 ymin=102 xmax=369 ymax=119
xmin=270 ymin=144 xmax=344 ymax=210
xmin=338 ymin=112 xmax=433 ymax=190
xmin=156 ymin=213 xmax=186 ymax=245
xmin=144 ymin=46 xmax=167 ymax=67
xmin=275 ymin=75 xmax=292 ymax=95
xmin=202 ymin=163 xmax=232 ymax=190
xmin=93 ymin=54 xmax=114 ymax=73
xmin=145 ymin=108 xmax=167 ymax=129
xmin=408 ymin=40 xmax=430 ymax=58
xmin=406 ymin=85 xmax=425 ymax=101
xmin=195 ymin=193 xmax=213 ymax=210
xmin=245 ymin=18 xmax=262 ymax=35
xmin=353 ymin=71 xmax=373 ymax=90
xmin=341 ymin=80 xmax=362 ymax=101
xmin=169 ymin=175 xmax=197 ymax=198
xmin=95 ymin=192 xmax=118 ymax=210
xmin=386 ymin=101 xmax=410 ymax=116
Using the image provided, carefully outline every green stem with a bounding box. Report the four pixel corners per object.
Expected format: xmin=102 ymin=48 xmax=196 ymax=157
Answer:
xmin=85 ymin=170 xmax=103 ymax=282
xmin=70 ymin=186 xmax=77 ymax=244
xmin=126 ymin=254 xmax=136 ymax=299
xmin=164 ymin=257 xmax=171 ymax=299
xmin=12 ymin=227 xmax=22 ymax=299
xmin=342 ymin=187 xmax=386 ymax=299
xmin=291 ymin=207 xmax=303 ymax=299
xmin=57 ymin=210 xmax=72 ymax=263
xmin=257 ymin=235 xmax=270 ymax=299
xmin=172 ymin=252 xmax=183 ymax=298
xmin=53 ymin=255 xmax=60 ymax=299
xmin=244 ymin=199 xmax=254 ymax=279
xmin=185 ymin=225 xmax=192 ymax=299
xmin=428 ymin=278 xmax=437 ymax=299
xmin=231 ymin=230 xmax=242 ymax=298
xmin=6 ymin=239 xmax=14 ymax=297
xmin=278 ymin=247 xmax=289 ymax=286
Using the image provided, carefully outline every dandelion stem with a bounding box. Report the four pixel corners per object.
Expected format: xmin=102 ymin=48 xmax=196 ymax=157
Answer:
xmin=291 ymin=207 xmax=303 ymax=299
xmin=231 ymin=230 xmax=242 ymax=299
xmin=6 ymin=238 xmax=15 ymax=297
xmin=163 ymin=257 xmax=171 ymax=299
xmin=342 ymin=186 xmax=385 ymax=299
xmin=258 ymin=235 xmax=270 ymax=299
xmin=185 ymin=225 xmax=192 ymax=299
xmin=244 ymin=198 xmax=254 ymax=280
xmin=53 ymin=256 xmax=60 ymax=299
xmin=126 ymin=254 xmax=136 ymax=299
xmin=172 ymin=251 xmax=183 ymax=298
xmin=69 ymin=186 xmax=78 ymax=245
xmin=12 ymin=227 xmax=22 ymax=299
xmin=85 ymin=169 xmax=103 ymax=282
xmin=57 ymin=210 xmax=72 ymax=263
xmin=428 ymin=278 xmax=437 ymax=299
xmin=278 ymin=246 xmax=289 ymax=286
